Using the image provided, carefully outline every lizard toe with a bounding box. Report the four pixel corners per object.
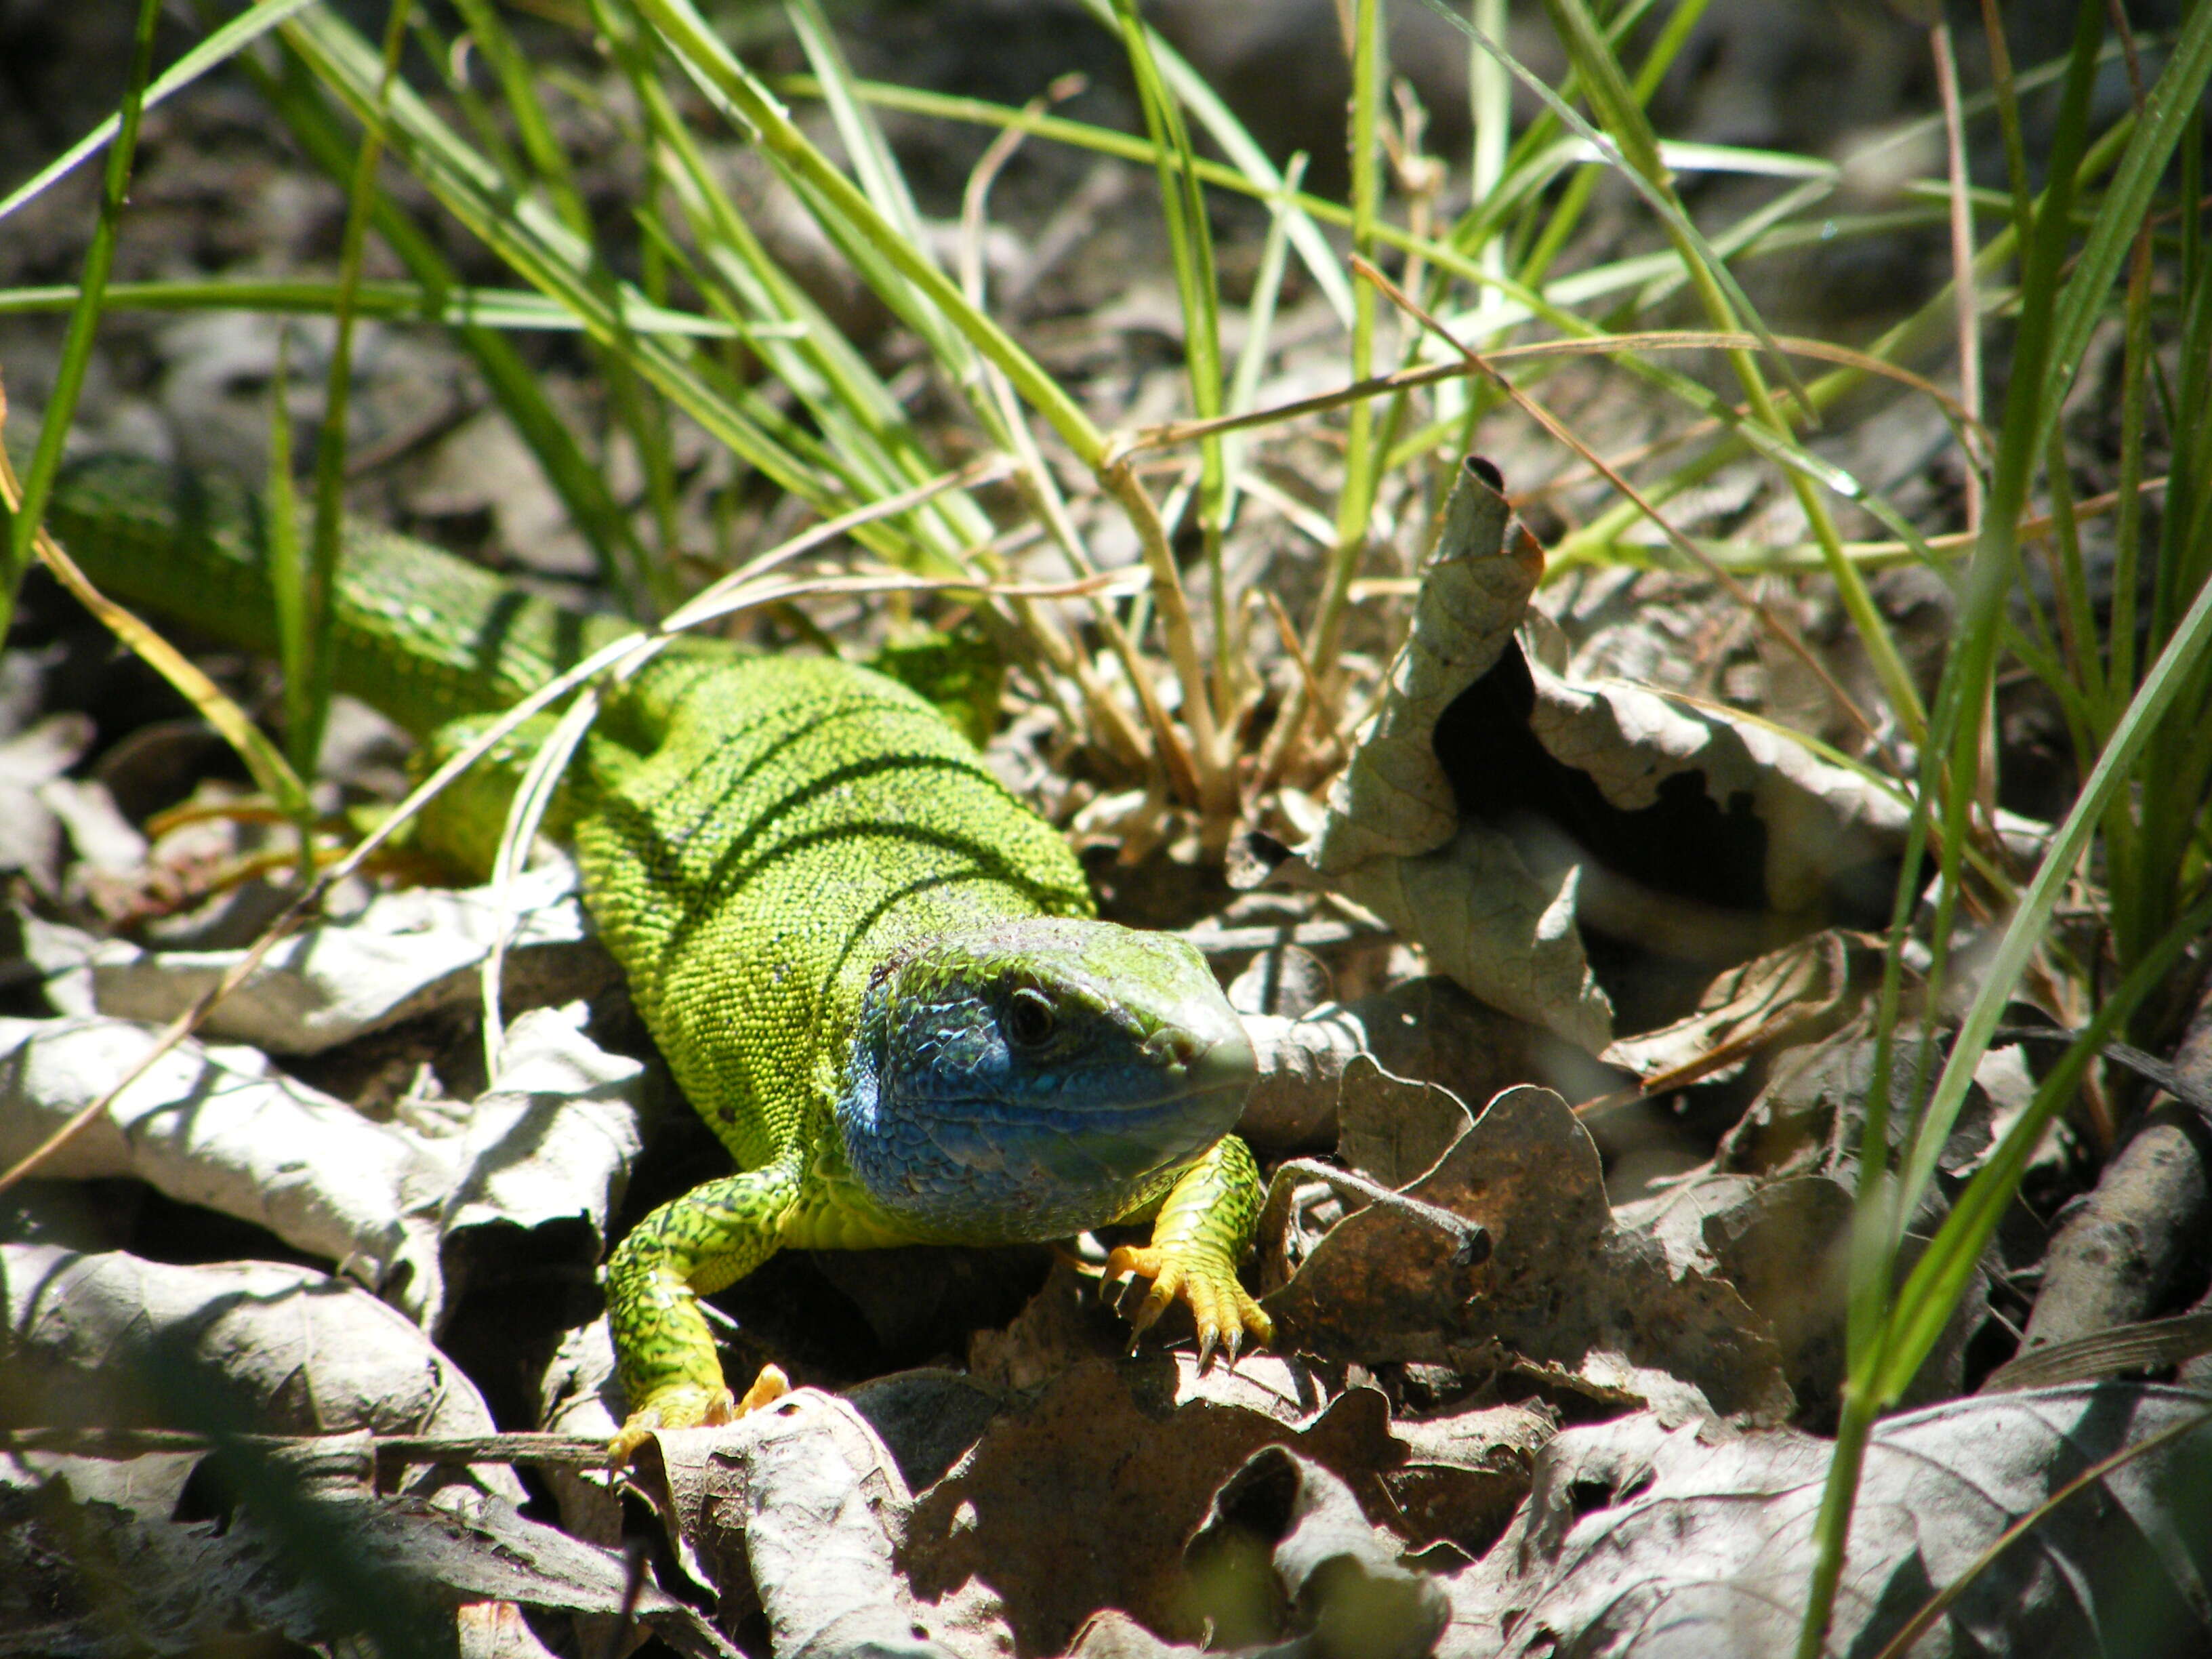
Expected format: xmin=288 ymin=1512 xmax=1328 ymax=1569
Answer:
xmin=607 ymin=1364 xmax=792 ymax=1465
xmin=1103 ymin=1244 xmax=1180 ymax=1338
xmin=1105 ymin=1240 xmax=1270 ymax=1361
xmin=607 ymin=1381 xmax=735 ymax=1465
xmin=734 ymin=1362 xmax=792 ymax=1413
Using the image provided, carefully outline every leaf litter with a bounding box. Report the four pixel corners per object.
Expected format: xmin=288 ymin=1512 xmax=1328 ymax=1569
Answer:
xmin=1 ymin=113 xmax=2201 ymax=1659
xmin=4 ymin=439 xmax=2206 ymax=1659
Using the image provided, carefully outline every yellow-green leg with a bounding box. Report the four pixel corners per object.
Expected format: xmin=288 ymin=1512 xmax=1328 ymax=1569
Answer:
xmin=1105 ymin=1134 xmax=1273 ymax=1365
xmin=605 ymin=1158 xmax=802 ymax=1459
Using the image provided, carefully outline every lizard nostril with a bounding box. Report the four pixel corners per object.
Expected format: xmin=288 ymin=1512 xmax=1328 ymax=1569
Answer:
xmin=1168 ymin=1036 xmax=1200 ymax=1070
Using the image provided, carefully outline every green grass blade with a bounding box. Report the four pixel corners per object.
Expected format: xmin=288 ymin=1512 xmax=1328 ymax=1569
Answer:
xmin=448 ymin=0 xmax=591 ymax=232
xmin=279 ymin=5 xmax=863 ymax=527
xmin=0 ymin=0 xmax=323 ymax=225
xmin=1111 ymin=0 xmax=1228 ymax=717
xmin=2036 ymin=7 xmax=2212 ymax=459
xmin=633 ymin=0 xmax=1105 ymax=465
xmin=1071 ymin=0 xmax=1351 ymax=327
xmin=296 ymin=0 xmax=413 ymax=785
xmin=0 ymin=278 xmax=754 ymax=333
xmin=2 ymin=0 xmax=164 ymax=636
xmin=1803 ymin=461 xmax=2212 ymax=1659
xmin=247 ymin=40 xmax=656 ymax=596
xmin=783 ymin=0 xmax=991 ymax=406
xmin=1298 ymin=0 xmax=1385 ymax=701
xmin=262 ymin=335 xmax=306 ymax=766
xmin=1224 ymin=150 xmax=1307 ymax=527
xmin=1877 ymin=886 xmax=2212 ymax=1404
xmin=1417 ymin=0 xmax=1809 ymax=407
xmin=609 ymin=39 xmax=982 ymax=571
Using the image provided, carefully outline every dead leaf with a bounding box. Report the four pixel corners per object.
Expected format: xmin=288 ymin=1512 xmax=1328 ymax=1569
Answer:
xmin=901 ymin=1358 xmax=1401 ymax=1656
xmin=1620 ymin=1154 xmax=1988 ymax=1422
xmin=434 ymin=1002 xmax=647 ymax=1334
xmin=1599 ymin=928 xmax=1884 ymax=1097
xmin=0 ymin=1469 xmax=737 ymax=1659
xmin=0 ymin=1017 xmax=453 ymax=1318
xmin=1290 ymin=460 xmax=1912 ymax=1052
xmin=0 ymin=1244 xmax=522 ymax=1502
xmin=844 ymin=1368 xmax=1009 ymax=1494
xmin=1385 ymin=1403 xmax=1555 ymax=1560
xmin=78 ymin=860 xmax=610 ymax=1054
xmin=1063 ymin=1610 xmax=1203 ymax=1658
xmin=457 ymin=1599 xmax=560 ymax=1659
xmin=1617 ymin=1172 xmax=1856 ymax=1419
xmin=1264 ymin=1067 xmax=1791 ymax=1425
xmin=1334 ymin=1054 xmax=1475 ymax=1191
xmin=1716 ymin=1021 xmax=1994 ymax=1190
xmin=1436 ymin=1385 xmax=2212 ymax=1658
xmin=0 ymin=714 xmax=109 ymax=901
xmin=1295 ymin=461 xmax=1599 ymax=1050
xmin=0 ymin=1447 xmax=203 ymax=1522
xmin=630 ymin=1391 xmax=1001 ymax=1659
xmin=1239 ymin=979 xmax=1570 ymax=1157
xmin=1186 ymin=1446 xmax=1447 ymax=1658
xmin=0 ymin=1002 xmax=647 ymax=1336
xmin=967 ymin=1257 xmax=1124 ymax=1391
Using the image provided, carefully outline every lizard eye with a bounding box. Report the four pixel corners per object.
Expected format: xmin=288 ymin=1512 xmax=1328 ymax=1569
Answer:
xmin=1005 ymin=987 xmax=1057 ymax=1048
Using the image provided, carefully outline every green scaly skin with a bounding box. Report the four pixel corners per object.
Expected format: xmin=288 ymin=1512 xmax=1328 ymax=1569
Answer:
xmin=30 ymin=458 xmax=1273 ymax=1451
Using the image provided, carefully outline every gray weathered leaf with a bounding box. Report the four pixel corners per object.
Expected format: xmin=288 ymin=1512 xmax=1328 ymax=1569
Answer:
xmin=0 ymin=1016 xmax=451 ymax=1314
xmin=1292 ymin=461 xmax=1912 ymax=1056
xmin=437 ymin=1002 xmax=647 ymax=1312
xmin=0 ymin=1470 xmax=737 ymax=1659
xmin=79 ymin=859 xmax=606 ymax=1053
xmin=0 ymin=1244 xmax=523 ymax=1501
xmin=1 ymin=1244 xmax=488 ymax=1438
xmin=1188 ymin=1446 xmax=1447 ymax=1659
xmin=1439 ymin=1385 xmax=2212 ymax=1658
xmin=903 ymin=1359 xmax=1401 ymax=1655
xmin=1296 ymin=461 xmax=1601 ymax=1048
xmin=0 ymin=994 xmax=645 ymax=1337
xmin=0 ymin=714 xmax=98 ymax=897
xmin=629 ymin=1391 xmax=996 ymax=1659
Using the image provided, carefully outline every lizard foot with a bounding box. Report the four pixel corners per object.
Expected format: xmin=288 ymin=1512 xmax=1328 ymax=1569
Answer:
xmin=1103 ymin=1243 xmax=1273 ymax=1369
xmin=607 ymin=1364 xmax=790 ymax=1464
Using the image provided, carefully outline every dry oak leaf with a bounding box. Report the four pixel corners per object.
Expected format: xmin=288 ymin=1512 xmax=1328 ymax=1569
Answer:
xmin=1263 ymin=1067 xmax=1792 ymax=1426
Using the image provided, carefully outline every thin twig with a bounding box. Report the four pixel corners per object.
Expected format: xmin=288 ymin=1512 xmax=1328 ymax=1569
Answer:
xmin=1253 ymin=588 xmax=1345 ymax=785
xmin=1275 ymin=1158 xmax=1491 ymax=1266
xmin=1122 ymin=329 xmax=1973 ymax=458
xmin=0 ymin=1425 xmax=617 ymax=1471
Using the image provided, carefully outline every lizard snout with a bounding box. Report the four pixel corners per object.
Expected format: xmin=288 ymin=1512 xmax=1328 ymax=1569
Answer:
xmin=1169 ymin=1022 xmax=1256 ymax=1104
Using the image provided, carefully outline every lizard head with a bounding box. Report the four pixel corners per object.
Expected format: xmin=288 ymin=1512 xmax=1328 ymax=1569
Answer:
xmin=836 ymin=916 xmax=1255 ymax=1239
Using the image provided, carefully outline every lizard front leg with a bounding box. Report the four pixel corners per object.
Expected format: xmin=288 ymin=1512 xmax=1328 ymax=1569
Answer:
xmin=1105 ymin=1133 xmax=1273 ymax=1366
xmin=605 ymin=1158 xmax=802 ymax=1460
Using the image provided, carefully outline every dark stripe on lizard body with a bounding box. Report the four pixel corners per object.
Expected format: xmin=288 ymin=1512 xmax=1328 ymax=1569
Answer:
xmin=26 ymin=455 xmax=1275 ymax=1455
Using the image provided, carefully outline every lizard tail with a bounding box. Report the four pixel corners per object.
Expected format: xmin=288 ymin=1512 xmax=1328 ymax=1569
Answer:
xmin=22 ymin=455 xmax=634 ymax=739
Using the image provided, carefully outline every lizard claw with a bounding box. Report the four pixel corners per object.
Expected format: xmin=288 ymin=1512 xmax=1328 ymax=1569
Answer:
xmin=1103 ymin=1242 xmax=1272 ymax=1368
xmin=734 ymin=1362 xmax=793 ymax=1414
xmin=607 ymin=1364 xmax=790 ymax=1465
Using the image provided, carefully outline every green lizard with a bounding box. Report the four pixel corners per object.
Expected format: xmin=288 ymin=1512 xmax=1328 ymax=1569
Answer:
xmin=27 ymin=457 xmax=1272 ymax=1454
